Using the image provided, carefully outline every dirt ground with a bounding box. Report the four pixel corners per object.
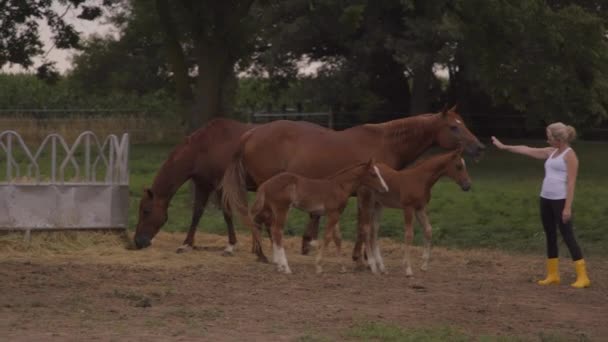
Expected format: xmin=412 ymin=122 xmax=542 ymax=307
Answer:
xmin=1 ymin=231 xmax=606 ymax=341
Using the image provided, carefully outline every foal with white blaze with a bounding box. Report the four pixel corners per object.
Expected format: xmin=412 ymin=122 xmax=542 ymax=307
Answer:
xmin=369 ymin=149 xmax=471 ymax=276
xmin=249 ymin=159 xmax=389 ymax=274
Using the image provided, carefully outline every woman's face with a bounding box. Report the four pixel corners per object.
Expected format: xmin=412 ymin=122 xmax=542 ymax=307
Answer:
xmin=546 ymin=129 xmax=561 ymax=147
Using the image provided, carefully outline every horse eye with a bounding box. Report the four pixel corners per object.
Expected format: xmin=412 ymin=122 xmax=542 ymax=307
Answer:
xmin=450 ymin=126 xmax=459 ymax=132
xmin=456 ymin=164 xmax=463 ymax=170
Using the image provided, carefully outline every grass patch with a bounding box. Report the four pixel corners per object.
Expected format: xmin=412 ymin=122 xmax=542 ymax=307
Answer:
xmin=126 ymin=140 xmax=608 ymax=256
xmin=345 ymin=322 xmax=469 ymax=341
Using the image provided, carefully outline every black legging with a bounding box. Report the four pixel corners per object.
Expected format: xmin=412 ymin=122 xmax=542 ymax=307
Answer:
xmin=540 ymin=197 xmax=583 ymax=261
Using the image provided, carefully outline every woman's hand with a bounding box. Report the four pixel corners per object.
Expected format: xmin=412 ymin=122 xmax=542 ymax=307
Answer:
xmin=491 ymin=136 xmax=506 ymax=150
xmin=562 ymin=207 xmax=572 ymax=223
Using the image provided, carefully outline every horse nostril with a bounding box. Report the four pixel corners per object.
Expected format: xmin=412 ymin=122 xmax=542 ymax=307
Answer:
xmin=134 ymin=236 xmax=151 ymax=249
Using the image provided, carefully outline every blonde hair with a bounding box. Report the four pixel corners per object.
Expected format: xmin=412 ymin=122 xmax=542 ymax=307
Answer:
xmin=547 ymin=122 xmax=576 ymax=143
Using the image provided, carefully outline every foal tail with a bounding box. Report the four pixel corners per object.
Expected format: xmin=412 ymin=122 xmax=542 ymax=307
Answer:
xmin=221 ymin=132 xmax=252 ymax=217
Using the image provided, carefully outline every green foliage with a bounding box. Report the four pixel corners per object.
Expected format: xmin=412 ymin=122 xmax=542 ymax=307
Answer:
xmin=452 ymin=0 xmax=608 ymax=124
xmin=0 ymin=0 xmax=107 ymax=75
xmin=0 ymin=73 xmax=176 ymax=115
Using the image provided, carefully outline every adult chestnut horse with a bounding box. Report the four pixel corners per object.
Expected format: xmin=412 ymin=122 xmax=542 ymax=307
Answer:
xmin=133 ymin=118 xmax=255 ymax=252
xmin=221 ymin=105 xmax=485 ymax=264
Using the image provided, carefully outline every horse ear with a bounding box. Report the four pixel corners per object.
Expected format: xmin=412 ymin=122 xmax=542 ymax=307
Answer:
xmin=449 ymin=103 xmax=458 ymax=112
xmin=440 ymin=104 xmax=449 ymax=117
xmin=144 ymin=187 xmax=154 ymax=199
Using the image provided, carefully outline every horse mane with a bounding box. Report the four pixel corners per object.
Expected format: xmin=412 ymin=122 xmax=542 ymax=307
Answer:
xmin=375 ymin=113 xmax=439 ymax=145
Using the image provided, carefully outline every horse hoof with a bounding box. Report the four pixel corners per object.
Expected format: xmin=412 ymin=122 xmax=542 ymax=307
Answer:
xmin=420 ymin=264 xmax=428 ymax=272
xmin=406 ymin=269 xmax=414 ymax=277
xmin=339 ymin=265 xmax=347 ymax=274
xmin=222 ymin=244 xmax=236 ymax=256
xmin=315 ymin=266 xmax=323 ymax=274
xmin=176 ymin=245 xmax=193 ymax=254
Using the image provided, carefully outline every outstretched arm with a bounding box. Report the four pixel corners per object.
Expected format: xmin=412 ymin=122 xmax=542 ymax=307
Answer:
xmin=491 ymin=136 xmax=554 ymax=160
xmin=562 ymin=150 xmax=578 ymax=223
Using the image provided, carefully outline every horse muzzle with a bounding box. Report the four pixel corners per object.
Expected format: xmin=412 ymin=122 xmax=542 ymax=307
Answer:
xmin=460 ymin=182 xmax=471 ymax=192
xmin=134 ymin=235 xmax=151 ymax=249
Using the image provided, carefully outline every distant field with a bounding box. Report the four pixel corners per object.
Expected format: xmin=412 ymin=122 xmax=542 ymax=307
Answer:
xmin=127 ymin=139 xmax=608 ymax=256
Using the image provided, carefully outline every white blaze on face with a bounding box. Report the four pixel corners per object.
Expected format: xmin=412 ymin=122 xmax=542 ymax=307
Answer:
xmin=461 ymin=158 xmax=466 ymax=168
xmin=373 ymin=165 xmax=389 ymax=192
xmin=455 ymin=119 xmax=462 ymax=124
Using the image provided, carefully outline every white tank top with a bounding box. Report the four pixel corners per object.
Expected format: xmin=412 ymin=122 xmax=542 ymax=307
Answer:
xmin=540 ymin=147 xmax=571 ymax=200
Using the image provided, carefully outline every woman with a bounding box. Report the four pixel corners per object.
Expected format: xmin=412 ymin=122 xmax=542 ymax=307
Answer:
xmin=491 ymin=123 xmax=590 ymax=288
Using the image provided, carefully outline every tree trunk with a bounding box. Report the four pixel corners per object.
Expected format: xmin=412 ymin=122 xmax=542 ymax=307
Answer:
xmin=155 ymin=0 xmax=194 ymax=130
xmin=190 ymin=42 xmax=234 ymax=131
xmin=409 ymin=54 xmax=435 ymax=115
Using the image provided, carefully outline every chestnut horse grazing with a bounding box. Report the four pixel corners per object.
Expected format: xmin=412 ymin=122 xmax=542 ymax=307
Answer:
xmin=133 ymin=118 xmax=255 ymax=253
xmin=249 ymin=159 xmax=389 ymax=274
xmin=369 ymin=149 xmax=471 ymax=276
xmin=222 ymin=105 xmax=485 ymax=266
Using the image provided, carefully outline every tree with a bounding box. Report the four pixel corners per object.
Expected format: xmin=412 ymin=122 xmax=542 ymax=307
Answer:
xmin=252 ymin=0 xmax=412 ymax=117
xmin=149 ymin=0 xmax=269 ymax=131
xmin=0 ymin=0 xmax=111 ymax=80
xmin=450 ymin=0 xmax=608 ymax=125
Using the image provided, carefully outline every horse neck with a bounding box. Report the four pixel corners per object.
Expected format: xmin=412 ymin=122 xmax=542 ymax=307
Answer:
xmin=376 ymin=114 xmax=441 ymax=168
xmin=410 ymin=153 xmax=454 ymax=189
xmin=328 ymin=164 xmax=367 ymax=195
xmin=151 ymin=145 xmax=195 ymax=202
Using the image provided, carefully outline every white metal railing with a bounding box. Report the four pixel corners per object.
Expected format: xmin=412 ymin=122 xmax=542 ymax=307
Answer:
xmin=0 ymin=131 xmax=129 ymax=185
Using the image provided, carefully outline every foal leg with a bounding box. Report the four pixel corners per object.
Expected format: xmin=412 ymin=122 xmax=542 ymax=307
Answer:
xmin=331 ymin=216 xmax=347 ymax=273
xmin=316 ymin=213 xmax=340 ymax=274
xmin=372 ymin=204 xmax=386 ymax=274
xmin=415 ymin=208 xmax=433 ymax=271
xmin=302 ymin=214 xmax=321 ymax=255
xmin=271 ymin=210 xmax=291 ymax=274
xmin=402 ymin=207 xmax=415 ymax=277
xmin=352 ymin=191 xmax=373 ymax=270
xmin=177 ymin=183 xmax=209 ymax=253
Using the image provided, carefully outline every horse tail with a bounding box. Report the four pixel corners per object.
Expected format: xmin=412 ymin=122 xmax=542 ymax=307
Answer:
xmin=221 ymin=131 xmax=252 ymax=216
xmin=249 ymin=189 xmax=265 ymax=223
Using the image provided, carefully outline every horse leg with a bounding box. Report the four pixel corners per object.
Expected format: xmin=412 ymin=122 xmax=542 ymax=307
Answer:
xmin=372 ymin=204 xmax=386 ymax=274
xmin=402 ymin=207 xmax=415 ymax=277
xmin=177 ymin=182 xmax=209 ymax=253
xmin=301 ymin=214 xmax=321 ymax=255
xmin=331 ymin=215 xmax=347 ymax=273
xmin=316 ymin=213 xmax=338 ymax=274
xmin=415 ymin=208 xmax=433 ymax=271
xmin=271 ymin=209 xmax=291 ymax=274
xmin=352 ymin=192 xmax=373 ymax=270
xmin=221 ymin=203 xmax=237 ymax=256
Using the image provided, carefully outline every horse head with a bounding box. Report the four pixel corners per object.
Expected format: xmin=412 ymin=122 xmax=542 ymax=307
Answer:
xmin=445 ymin=148 xmax=472 ymax=191
xmin=362 ymin=158 xmax=389 ymax=193
xmin=134 ymin=187 xmax=168 ymax=249
xmin=434 ymin=104 xmax=485 ymax=160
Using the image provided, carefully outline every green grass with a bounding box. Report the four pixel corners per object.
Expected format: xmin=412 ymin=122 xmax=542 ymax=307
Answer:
xmin=344 ymin=322 xmax=528 ymax=341
xmin=4 ymin=139 xmax=607 ymax=255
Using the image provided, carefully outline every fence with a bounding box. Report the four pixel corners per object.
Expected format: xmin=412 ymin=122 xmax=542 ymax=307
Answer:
xmin=0 ymin=130 xmax=130 ymax=235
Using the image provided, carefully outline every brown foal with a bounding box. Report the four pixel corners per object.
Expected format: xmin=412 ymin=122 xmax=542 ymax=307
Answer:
xmin=249 ymin=159 xmax=389 ymax=274
xmin=364 ymin=148 xmax=472 ymax=276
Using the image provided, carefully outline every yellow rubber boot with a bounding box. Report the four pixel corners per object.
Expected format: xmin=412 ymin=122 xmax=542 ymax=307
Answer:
xmin=571 ymin=259 xmax=591 ymax=288
xmin=538 ymin=258 xmax=560 ymax=285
